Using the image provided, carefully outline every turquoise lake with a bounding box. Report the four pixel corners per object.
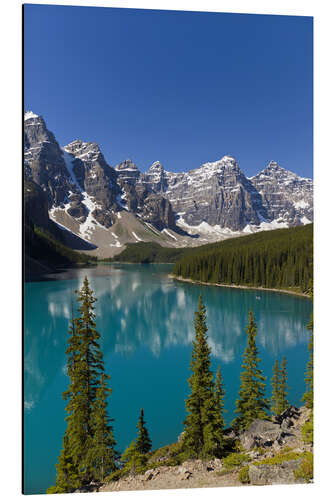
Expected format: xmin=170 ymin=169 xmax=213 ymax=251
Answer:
xmin=24 ymin=263 xmax=312 ymax=494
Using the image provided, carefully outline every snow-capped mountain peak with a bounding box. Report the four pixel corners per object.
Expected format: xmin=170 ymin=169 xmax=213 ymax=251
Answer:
xmin=149 ymin=161 xmax=164 ymax=172
xmin=24 ymin=110 xmax=40 ymax=121
xmin=63 ymin=140 xmax=104 ymax=163
xmin=115 ymin=159 xmax=139 ymax=171
xmin=251 ymin=161 xmax=313 ymax=227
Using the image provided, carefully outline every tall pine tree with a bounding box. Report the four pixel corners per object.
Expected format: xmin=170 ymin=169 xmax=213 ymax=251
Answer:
xmin=303 ymin=312 xmax=314 ymax=410
xmin=209 ymin=365 xmax=225 ymax=457
xmin=279 ymin=355 xmax=289 ymax=413
xmin=183 ymin=295 xmax=224 ymax=458
xmin=271 ymin=359 xmax=280 ymax=415
xmin=233 ymin=310 xmax=269 ymax=430
xmin=48 ymin=277 xmax=117 ymax=492
xmin=48 ymin=314 xmax=85 ymax=493
xmin=135 ymin=408 xmax=152 ymax=454
xmin=88 ymin=373 xmax=118 ymax=482
xmin=271 ymin=356 xmax=289 ymax=416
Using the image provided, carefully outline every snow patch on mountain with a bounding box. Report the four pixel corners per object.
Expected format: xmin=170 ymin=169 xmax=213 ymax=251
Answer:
xmin=294 ymin=200 xmax=309 ymax=210
xmin=177 ymin=216 xmax=241 ymax=237
xmin=132 ymin=231 xmax=143 ymax=242
xmin=162 ymin=228 xmax=178 ymax=241
xmin=79 ymin=194 xmax=102 ymax=239
xmin=176 ymin=213 xmax=292 ymax=239
xmin=144 ymin=222 xmax=161 ymax=236
xmin=62 ymin=150 xmax=82 ymax=191
xmin=117 ymin=191 xmax=128 ymax=210
xmin=243 ymin=219 xmax=289 ymax=233
xmin=301 ymin=216 xmax=312 ymax=225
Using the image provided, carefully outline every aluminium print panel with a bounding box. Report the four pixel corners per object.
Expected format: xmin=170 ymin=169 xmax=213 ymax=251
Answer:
xmin=23 ymin=3 xmax=313 ymax=495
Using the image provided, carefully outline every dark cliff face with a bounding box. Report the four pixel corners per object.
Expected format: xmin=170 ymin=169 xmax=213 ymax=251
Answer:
xmin=114 ymin=160 xmax=177 ymax=229
xmin=140 ymin=194 xmax=176 ymax=231
xmin=141 ymin=161 xmax=168 ymax=193
xmin=63 ymin=141 xmax=120 ymax=228
xmin=24 ymin=178 xmax=50 ymax=229
xmin=24 ymin=113 xmax=72 ymax=206
xmin=115 ymin=159 xmax=141 ymax=186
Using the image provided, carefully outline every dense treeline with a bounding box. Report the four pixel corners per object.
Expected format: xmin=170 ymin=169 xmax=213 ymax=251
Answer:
xmin=173 ymin=224 xmax=313 ymax=294
xmin=25 ymin=222 xmax=97 ymax=270
xmin=35 ymin=227 xmax=97 ymax=263
xmin=105 ymin=242 xmax=187 ymax=263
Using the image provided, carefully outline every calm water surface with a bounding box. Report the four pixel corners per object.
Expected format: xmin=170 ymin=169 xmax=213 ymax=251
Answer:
xmin=24 ymin=264 xmax=312 ymax=494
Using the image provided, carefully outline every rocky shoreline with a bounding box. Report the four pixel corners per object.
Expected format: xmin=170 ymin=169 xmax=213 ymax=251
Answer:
xmin=81 ymin=406 xmax=313 ymax=493
xmin=170 ymin=275 xmax=311 ymax=299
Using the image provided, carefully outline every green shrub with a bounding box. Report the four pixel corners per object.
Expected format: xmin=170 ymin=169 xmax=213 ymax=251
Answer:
xmin=106 ymin=441 xmax=188 ymax=483
xmin=123 ymin=443 xmax=147 ymax=470
xmin=256 ymin=451 xmax=302 ymax=466
xmin=294 ymin=452 xmax=313 ymax=483
xmin=148 ymin=441 xmax=190 ymax=467
xmin=238 ymin=465 xmax=250 ymax=484
xmin=150 ymin=442 xmax=182 ymax=462
xmin=46 ymin=486 xmax=59 ymax=494
xmin=223 ymin=453 xmax=249 ymax=469
xmin=301 ymin=415 xmax=313 ymax=445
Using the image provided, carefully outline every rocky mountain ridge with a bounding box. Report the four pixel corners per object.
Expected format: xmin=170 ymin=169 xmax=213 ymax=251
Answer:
xmin=24 ymin=111 xmax=313 ymax=257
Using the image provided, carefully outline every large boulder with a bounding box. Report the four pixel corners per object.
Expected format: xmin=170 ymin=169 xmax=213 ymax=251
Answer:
xmin=239 ymin=419 xmax=290 ymax=451
xmin=248 ymin=459 xmax=305 ymax=485
xmin=273 ymin=405 xmax=301 ymax=430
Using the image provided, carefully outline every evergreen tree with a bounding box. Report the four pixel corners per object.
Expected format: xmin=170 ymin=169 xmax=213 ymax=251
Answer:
xmin=271 ymin=359 xmax=280 ymax=415
xmin=233 ymin=310 xmax=269 ymax=430
xmin=271 ymin=356 xmax=289 ymax=416
xmin=48 ymin=277 xmax=117 ymax=492
xmin=173 ymin=224 xmax=313 ymax=294
xmin=214 ymin=365 xmax=225 ymax=427
xmin=209 ymin=364 xmax=225 ymax=457
xmin=88 ymin=373 xmax=118 ymax=482
xmin=135 ymin=408 xmax=152 ymax=454
xmin=121 ymin=440 xmax=137 ymax=464
xmin=303 ymin=312 xmax=314 ymax=409
xmin=49 ymin=314 xmax=85 ymax=493
xmin=76 ymin=276 xmax=103 ymax=433
xmin=183 ymin=295 xmax=223 ymax=458
xmin=47 ymin=433 xmax=81 ymax=494
xmin=120 ymin=440 xmax=147 ymax=474
xmin=279 ymin=355 xmax=289 ymax=413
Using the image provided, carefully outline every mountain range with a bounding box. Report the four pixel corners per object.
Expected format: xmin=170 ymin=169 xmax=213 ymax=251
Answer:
xmin=24 ymin=111 xmax=313 ymax=258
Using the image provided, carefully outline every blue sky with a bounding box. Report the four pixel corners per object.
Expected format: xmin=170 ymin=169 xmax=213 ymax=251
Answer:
xmin=24 ymin=5 xmax=313 ymax=178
